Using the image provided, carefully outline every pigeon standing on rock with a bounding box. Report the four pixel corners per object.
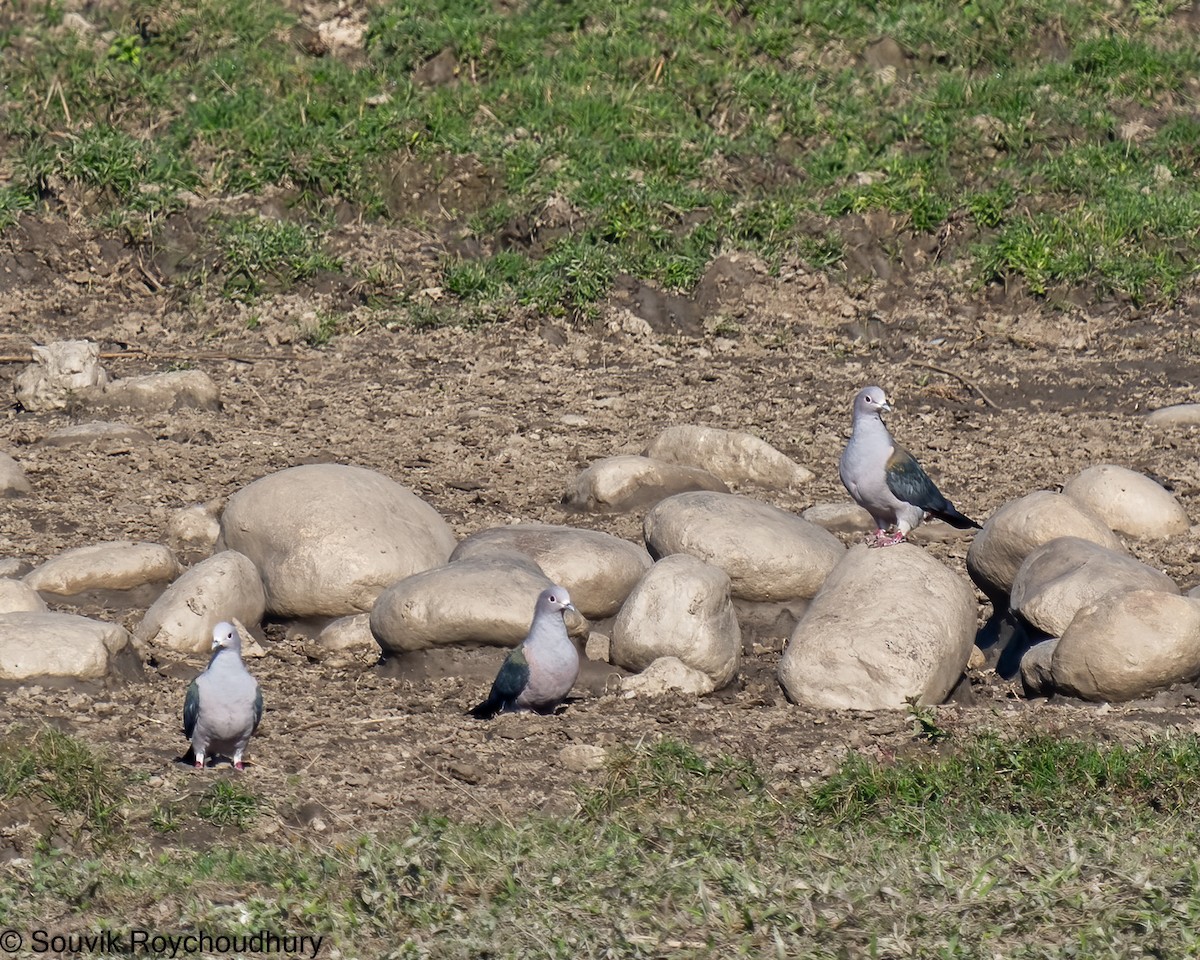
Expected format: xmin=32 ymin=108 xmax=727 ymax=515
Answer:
xmin=468 ymin=586 xmax=580 ymax=719
xmin=839 ymin=385 xmax=981 ymax=547
xmin=183 ymin=621 xmax=263 ymax=769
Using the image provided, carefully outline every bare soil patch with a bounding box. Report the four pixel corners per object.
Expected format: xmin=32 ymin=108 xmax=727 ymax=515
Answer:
xmin=2 ymin=211 xmax=1199 ymax=848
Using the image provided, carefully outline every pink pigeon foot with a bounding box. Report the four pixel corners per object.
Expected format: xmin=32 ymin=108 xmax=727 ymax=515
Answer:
xmin=234 ymin=761 xmax=245 ymax=771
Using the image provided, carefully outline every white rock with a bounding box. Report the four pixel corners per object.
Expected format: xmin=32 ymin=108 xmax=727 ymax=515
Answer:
xmin=585 ymin=632 xmax=611 ymax=662
xmin=643 ymin=491 xmax=844 ymax=602
xmin=0 ymin=452 xmax=31 ymax=497
xmin=15 ymin=340 xmax=109 ymax=412
xmin=1010 ymin=536 xmax=1178 ymax=637
xmin=39 ymin=421 xmax=154 ymax=448
xmin=610 ymin=553 xmax=740 ymax=687
xmin=1190 ymin=584 xmax=1200 ymax=600
xmin=559 ymin=743 xmax=608 ymax=772
xmin=966 ymin=491 xmax=1125 ymax=600
xmin=217 ymin=463 xmax=456 ymax=618
xmin=564 ymin=455 xmax=728 ymax=513
xmin=24 ymin=541 xmax=181 ymax=597
xmin=1051 ymin=591 xmax=1200 ymax=701
xmin=0 ymin=558 xmax=31 ymax=578
xmin=307 ymin=613 xmax=378 ymax=665
xmin=778 ymin=544 xmax=978 ymax=710
xmin=621 ymin=656 xmax=717 ymax=697
xmin=135 ymin=551 xmax=266 ymax=654
xmin=89 ymin=369 xmax=221 ymax=413
xmin=0 ymin=612 xmax=141 ymax=682
xmin=450 ymin=523 xmax=651 ymax=619
xmin=801 ymin=501 xmax=874 ymax=534
xmin=1062 ymin=464 xmax=1189 ymax=539
xmin=370 ymin=556 xmax=563 ymax=654
xmin=0 ymin=579 xmax=47 ymax=614
xmin=1020 ymin=638 xmax=1058 ymax=697
xmin=643 ymin=425 xmax=814 ymax=490
xmin=1147 ymin=403 xmax=1200 ymax=428
xmin=166 ymin=501 xmax=223 ymax=557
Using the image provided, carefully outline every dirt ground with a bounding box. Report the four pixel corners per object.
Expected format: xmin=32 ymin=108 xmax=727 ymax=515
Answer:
xmin=2 ymin=211 xmax=1200 ymax=850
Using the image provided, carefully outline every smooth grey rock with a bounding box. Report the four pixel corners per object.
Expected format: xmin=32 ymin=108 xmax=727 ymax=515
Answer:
xmin=564 ymin=455 xmax=729 ymax=513
xmin=967 ymin=491 xmax=1125 ymax=600
xmin=643 ymin=491 xmax=844 ymax=602
xmin=15 ymin=340 xmax=109 ymax=412
xmin=1051 ymin=591 xmax=1200 ymax=702
xmin=0 ymin=452 xmax=31 ymax=497
xmin=307 ymin=613 xmax=378 ymax=665
xmin=0 ymin=558 xmax=32 ymax=579
xmin=1011 ymin=536 xmax=1178 ymax=637
xmin=611 ymin=553 xmax=740 ymax=687
xmin=39 ymin=421 xmax=155 ymax=448
xmin=1062 ymin=464 xmax=1189 ymax=539
xmin=24 ymin=541 xmax=180 ymax=597
xmin=135 ymin=551 xmax=267 ymax=654
xmin=643 ymin=425 xmax=814 ymax=490
xmin=217 ymin=463 xmax=457 ymax=618
xmin=1020 ymin=638 xmax=1059 ymax=697
xmin=620 ymin=656 xmax=716 ymax=697
xmin=450 ymin=523 xmax=651 ymax=619
xmin=370 ymin=556 xmax=567 ymax=654
xmin=166 ymin=501 xmax=223 ymax=558
xmin=88 ymin=369 xmax=221 ymax=413
xmin=779 ymin=544 xmax=978 ymax=710
xmin=801 ymin=501 xmax=874 ymax=534
xmin=1147 ymin=403 xmax=1200 ymax=428
xmin=0 ymin=578 xmax=47 ymax=614
xmin=0 ymin=612 xmax=141 ymax=682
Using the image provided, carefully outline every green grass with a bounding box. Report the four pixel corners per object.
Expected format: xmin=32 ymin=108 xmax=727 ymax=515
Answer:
xmin=1 ymin=0 xmax=1199 ymax=321
xmin=6 ymin=729 xmax=1200 ymax=957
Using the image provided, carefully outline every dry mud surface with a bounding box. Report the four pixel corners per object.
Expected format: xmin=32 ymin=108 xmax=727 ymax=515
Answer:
xmin=2 ymin=215 xmax=1200 ymax=845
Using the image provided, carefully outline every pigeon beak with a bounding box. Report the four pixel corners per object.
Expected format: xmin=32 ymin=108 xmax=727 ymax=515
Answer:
xmin=880 ymin=400 xmax=893 ymax=413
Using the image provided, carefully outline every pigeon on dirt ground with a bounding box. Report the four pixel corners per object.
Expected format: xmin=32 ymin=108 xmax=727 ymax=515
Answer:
xmin=468 ymin=586 xmax=580 ymax=720
xmin=839 ymin=385 xmax=981 ymax=547
xmin=182 ymin=621 xmax=264 ymax=770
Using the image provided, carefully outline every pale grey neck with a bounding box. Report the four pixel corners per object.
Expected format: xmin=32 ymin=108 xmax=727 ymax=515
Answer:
xmin=525 ymin=611 xmax=568 ymax=651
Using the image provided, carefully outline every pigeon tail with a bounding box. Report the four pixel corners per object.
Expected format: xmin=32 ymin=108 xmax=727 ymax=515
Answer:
xmin=467 ymin=695 xmax=506 ymax=720
xmin=929 ymin=503 xmax=982 ymax=530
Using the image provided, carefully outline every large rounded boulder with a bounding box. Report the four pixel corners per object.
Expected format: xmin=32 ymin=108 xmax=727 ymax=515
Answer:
xmin=564 ymin=455 xmax=729 ymax=513
xmin=1051 ymin=591 xmax=1200 ymax=701
xmin=966 ymin=491 xmax=1124 ymax=601
xmin=450 ymin=523 xmax=651 ymax=619
xmin=135 ymin=551 xmax=268 ymax=654
xmin=1062 ymin=464 xmax=1190 ymax=540
xmin=370 ymin=556 xmax=565 ymax=654
xmin=643 ymin=491 xmax=844 ymax=602
xmin=778 ymin=544 xmax=978 ymax=710
xmin=1010 ymin=536 xmax=1178 ymax=638
xmin=0 ymin=612 xmax=142 ymax=682
xmin=217 ymin=464 xmax=456 ymax=618
xmin=611 ymin=554 xmax=740 ymax=688
xmin=643 ymin=425 xmax=813 ymax=490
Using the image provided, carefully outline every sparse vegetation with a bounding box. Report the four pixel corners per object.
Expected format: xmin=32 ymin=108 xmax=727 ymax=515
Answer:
xmin=1 ymin=0 xmax=1198 ymax=323
xmin=5 ymin=729 xmax=1200 ymax=957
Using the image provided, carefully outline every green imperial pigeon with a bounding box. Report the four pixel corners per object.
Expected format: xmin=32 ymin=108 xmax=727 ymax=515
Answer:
xmin=183 ymin=621 xmax=263 ymax=769
xmin=468 ymin=586 xmax=580 ymax=719
xmin=838 ymin=385 xmax=981 ymax=547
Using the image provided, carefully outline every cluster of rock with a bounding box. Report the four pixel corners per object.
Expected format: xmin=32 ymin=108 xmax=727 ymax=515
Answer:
xmin=967 ymin=467 xmax=1198 ymax=702
xmin=2 ymin=350 xmax=1198 ymax=712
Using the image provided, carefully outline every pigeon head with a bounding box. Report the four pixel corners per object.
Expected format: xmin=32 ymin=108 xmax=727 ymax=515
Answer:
xmin=211 ymin=621 xmax=240 ymax=652
xmin=853 ymin=385 xmax=892 ymax=418
xmin=537 ymin=586 xmax=576 ymax=616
